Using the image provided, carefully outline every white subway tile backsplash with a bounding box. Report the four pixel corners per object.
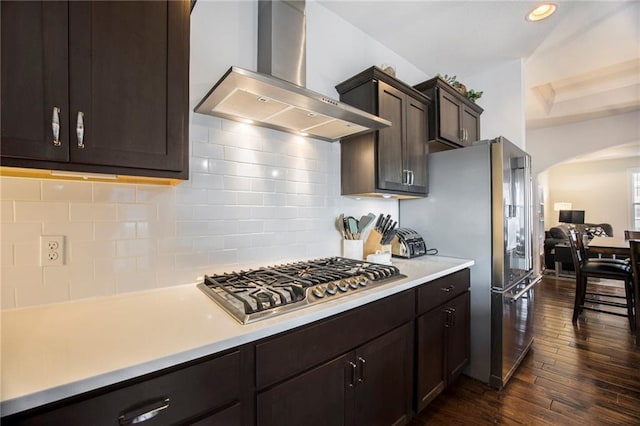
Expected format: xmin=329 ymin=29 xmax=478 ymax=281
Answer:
xmin=2 ymin=243 xmax=14 ymax=267
xmin=157 ymin=237 xmax=193 ymax=254
xmin=191 ymin=236 xmax=224 ymax=252
xmin=175 ymin=251 xmax=210 ymax=269
xmin=70 ymin=241 xmax=116 ymax=262
xmin=70 ymin=203 xmax=118 ymax=222
xmin=222 ymin=176 xmax=251 ymax=191
xmin=116 ymin=239 xmax=156 ymax=257
xmin=94 ymin=222 xmax=136 ymax=240
xmin=71 ymin=275 xmax=114 ymax=300
xmin=137 ymin=254 xmax=176 ymax=272
xmin=0 ymin=178 xmax=41 ymax=200
xmin=192 ymin=141 xmax=224 ymax=159
xmin=0 ymin=109 xmax=398 ymax=309
xmin=13 ymin=242 xmax=40 ymax=266
xmin=190 ymin=157 xmax=210 ymax=173
xmin=95 ymin=257 xmax=137 ymax=276
xmin=42 ymin=181 xmax=92 ymax=202
xmin=116 ymin=271 xmax=156 ymax=293
xmin=175 ymin=187 xmax=208 ymax=204
xmin=43 ymin=222 xmax=93 ymax=241
xmin=1 ymin=281 xmax=17 ymax=309
xmin=236 ymin=192 xmax=263 ymax=206
xmin=93 ymin=183 xmax=136 ymax=203
xmin=1 ymin=222 xmax=43 ymax=241
xmin=15 ymin=201 xmax=69 ymax=222
xmin=191 ymin=173 xmax=224 ymax=190
xmin=1 ymin=200 xmax=14 ymax=222
xmin=117 ymin=204 xmax=157 ymax=221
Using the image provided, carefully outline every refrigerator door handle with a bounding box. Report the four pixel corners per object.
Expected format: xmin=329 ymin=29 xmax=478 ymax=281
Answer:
xmin=507 ymin=276 xmax=541 ymax=303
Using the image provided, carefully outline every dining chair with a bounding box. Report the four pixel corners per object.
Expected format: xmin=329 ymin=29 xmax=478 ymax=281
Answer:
xmin=568 ymin=230 xmax=635 ymax=330
xmin=624 ymin=230 xmax=640 ymax=240
xmin=629 ymin=239 xmax=640 ymax=337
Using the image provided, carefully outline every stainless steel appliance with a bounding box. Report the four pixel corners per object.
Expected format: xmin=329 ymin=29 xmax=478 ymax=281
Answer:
xmin=391 ymin=228 xmax=427 ymax=258
xmin=194 ymin=1 xmax=390 ymax=141
xmin=198 ymin=257 xmax=405 ymax=324
xmin=400 ymin=136 xmax=541 ymax=389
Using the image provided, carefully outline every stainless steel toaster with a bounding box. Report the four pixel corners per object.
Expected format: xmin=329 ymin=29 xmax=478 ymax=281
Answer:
xmin=391 ymin=228 xmax=427 ymax=258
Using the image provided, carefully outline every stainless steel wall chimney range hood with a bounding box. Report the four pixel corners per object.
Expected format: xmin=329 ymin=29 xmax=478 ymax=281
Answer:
xmin=194 ymin=0 xmax=390 ymax=142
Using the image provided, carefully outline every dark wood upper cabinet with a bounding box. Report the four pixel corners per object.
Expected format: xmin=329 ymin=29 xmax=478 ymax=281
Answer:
xmin=1 ymin=2 xmax=70 ymax=163
xmin=336 ymin=67 xmax=430 ymax=198
xmin=413 ymin=76 xmax=483 ymax=150
xmin=1 ymin=0 xmax=189 ymax=180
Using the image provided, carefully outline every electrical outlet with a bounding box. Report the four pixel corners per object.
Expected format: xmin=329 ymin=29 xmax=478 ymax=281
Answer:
xmin=41 ymin=235 xmax=65 ymax=266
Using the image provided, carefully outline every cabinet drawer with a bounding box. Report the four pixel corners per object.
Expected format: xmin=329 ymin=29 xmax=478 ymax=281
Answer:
xmin=256 ymin=290 xmax=415 ymax=389
xmin=417 ymin=269 xmax=470 ymax=315
xmin=9 ymin=351 xmax=241 ymax=426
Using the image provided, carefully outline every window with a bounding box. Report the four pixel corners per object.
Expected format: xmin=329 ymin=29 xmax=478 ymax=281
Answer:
xmin=632 ymin=168 xmax=640 ymax=230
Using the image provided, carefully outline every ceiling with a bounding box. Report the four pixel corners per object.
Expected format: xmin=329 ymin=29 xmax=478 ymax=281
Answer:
xmin=319 ymin=0 xmax=640 ymax=135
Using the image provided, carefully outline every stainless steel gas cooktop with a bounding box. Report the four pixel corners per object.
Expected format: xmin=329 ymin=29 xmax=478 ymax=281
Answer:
xmin=198 ymin=257 xmax=405 ymax=324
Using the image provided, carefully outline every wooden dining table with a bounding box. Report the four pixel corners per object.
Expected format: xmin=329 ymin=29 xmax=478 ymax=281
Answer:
xmin=587 ymin=235 xmax=630 ymax=258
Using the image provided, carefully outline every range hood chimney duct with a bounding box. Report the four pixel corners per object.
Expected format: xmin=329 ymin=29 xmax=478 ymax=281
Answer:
xmin=194 ymin=0 xmax=390 ymax=142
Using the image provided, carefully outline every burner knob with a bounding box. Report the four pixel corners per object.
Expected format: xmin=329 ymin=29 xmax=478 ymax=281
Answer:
xmin=348 ymin=278 xmax=359 ymax=289
xmin=326 ymin=282 xmax=337 ymax=295
xmin=337 ymin=280 xmax=349 ymax=292
xmin=312 ymin=285 xmax=326 ymax=299
xmin=358 ymin=277 xmax=368 ymax=287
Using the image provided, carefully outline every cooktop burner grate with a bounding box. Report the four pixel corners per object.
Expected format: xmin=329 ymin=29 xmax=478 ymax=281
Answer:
xmin=198 ymin=257 xmax=404 ymax=324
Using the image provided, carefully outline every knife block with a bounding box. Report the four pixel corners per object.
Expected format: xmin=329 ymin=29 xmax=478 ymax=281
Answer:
xmin=364 ymin=229 xmax=392 ymax=258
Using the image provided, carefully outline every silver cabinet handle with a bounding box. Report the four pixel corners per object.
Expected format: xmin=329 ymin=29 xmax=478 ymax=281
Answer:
xmin=441 ymin=285 xmax=455 ymax=292
xmin=357 ymin=357 xmax=366 ymax=383
xmin=76 ymin=111 xmax=85 ymax=149
xmin=402 ymin=169 xmax=408 ymax=185
xmin=410 ymin=170 xmax=415 ymax=186
xmin=459 ymin=128 xmax=464 ymax=142
xmin=348 ymin=361 xmax=357 ymax=387
xmin=52 ymin=107 xmax=61 ymax=146
xmin=118 ymin=397 xmax=170 ymax=425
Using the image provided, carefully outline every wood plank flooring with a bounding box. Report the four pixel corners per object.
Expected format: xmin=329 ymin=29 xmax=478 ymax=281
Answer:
xmin=408 ymin=276 xmax=640 ymax=425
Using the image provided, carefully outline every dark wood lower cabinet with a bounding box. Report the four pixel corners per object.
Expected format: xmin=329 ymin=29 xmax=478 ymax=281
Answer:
xmin=416 ymin=291 xmax=470 ymax=412
xmin=257 ymin=353 xmax=351 ymax=426
xmin=257 ymin=323 xmax=413 ymax=426
xmin=2 ymin=269 xmax=471 ymax=426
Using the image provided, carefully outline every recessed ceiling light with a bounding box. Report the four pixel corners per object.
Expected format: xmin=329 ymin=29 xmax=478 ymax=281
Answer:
xmin=242 ymin=118 xmax=254 ymax=124
xmin=526 ymin=3 xmax=557 ymax=21
xmin=300 ymin=132 xmax=309 ymax=137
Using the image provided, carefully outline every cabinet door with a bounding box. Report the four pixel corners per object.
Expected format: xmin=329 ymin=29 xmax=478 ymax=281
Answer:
xmin=1 ymin=1 xmax=69 ymax=162
xmin=353 ymin=323 xmax=413 ymax=426
xmin=405 ymin=97 xmax=428 ymax=194
xmin=257 ymin=353 xmax=352 ymax=426
xmin=415 ymin=307 xmax=446 ymax=412
xmin=68 ymin=1 xmax=188 ymax=172
xmin=437 ymin=90 xmax=462 ymax=145
xmin=462 ymin=107 xmax=480 ymax=145
xmin=446 ymin=291 xmax=470 ymax=382
xmin=377 ymin=81 xmax=407 ymax=192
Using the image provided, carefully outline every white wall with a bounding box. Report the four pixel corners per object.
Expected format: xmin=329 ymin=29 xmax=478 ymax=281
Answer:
xmin=0 ymin=1 xmax=430 ymax=309
xmin=541 ymin=156 xmax=640 ymax=236
xmin=461 ymin=59 xmax=526 ymax=149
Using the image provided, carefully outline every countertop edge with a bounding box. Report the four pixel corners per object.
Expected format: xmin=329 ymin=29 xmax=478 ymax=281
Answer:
xmin=1 ymin=257 xmax=474 ymax=416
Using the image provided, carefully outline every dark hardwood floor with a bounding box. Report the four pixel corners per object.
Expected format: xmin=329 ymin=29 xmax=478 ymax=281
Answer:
xmin=409 ymin=275 xmax=640 ymax=425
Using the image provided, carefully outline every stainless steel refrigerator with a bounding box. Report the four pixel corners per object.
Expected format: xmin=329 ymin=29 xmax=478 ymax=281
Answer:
xmin=400 ymin=136 xmax=541 ymax=389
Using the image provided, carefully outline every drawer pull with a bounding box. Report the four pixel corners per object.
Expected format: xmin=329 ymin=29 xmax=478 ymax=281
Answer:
xmin=441 ymin=285 xmax=455 ymax=292
xmin=357 ymin=357 xmax=366 ymax=383
xmin=118 ymin=397 xmax=170 ymax=425
xmin=76 ymin=111 xmax=85 ymax=148
xmin=348 ymin=361 xmax=357 ymax=387
xmin=51 ymin=106 xmax=61 ymax=146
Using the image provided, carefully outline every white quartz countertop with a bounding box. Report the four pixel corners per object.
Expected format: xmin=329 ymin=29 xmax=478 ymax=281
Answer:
xmin=1 ymin=255 xmax=473 ymax=416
